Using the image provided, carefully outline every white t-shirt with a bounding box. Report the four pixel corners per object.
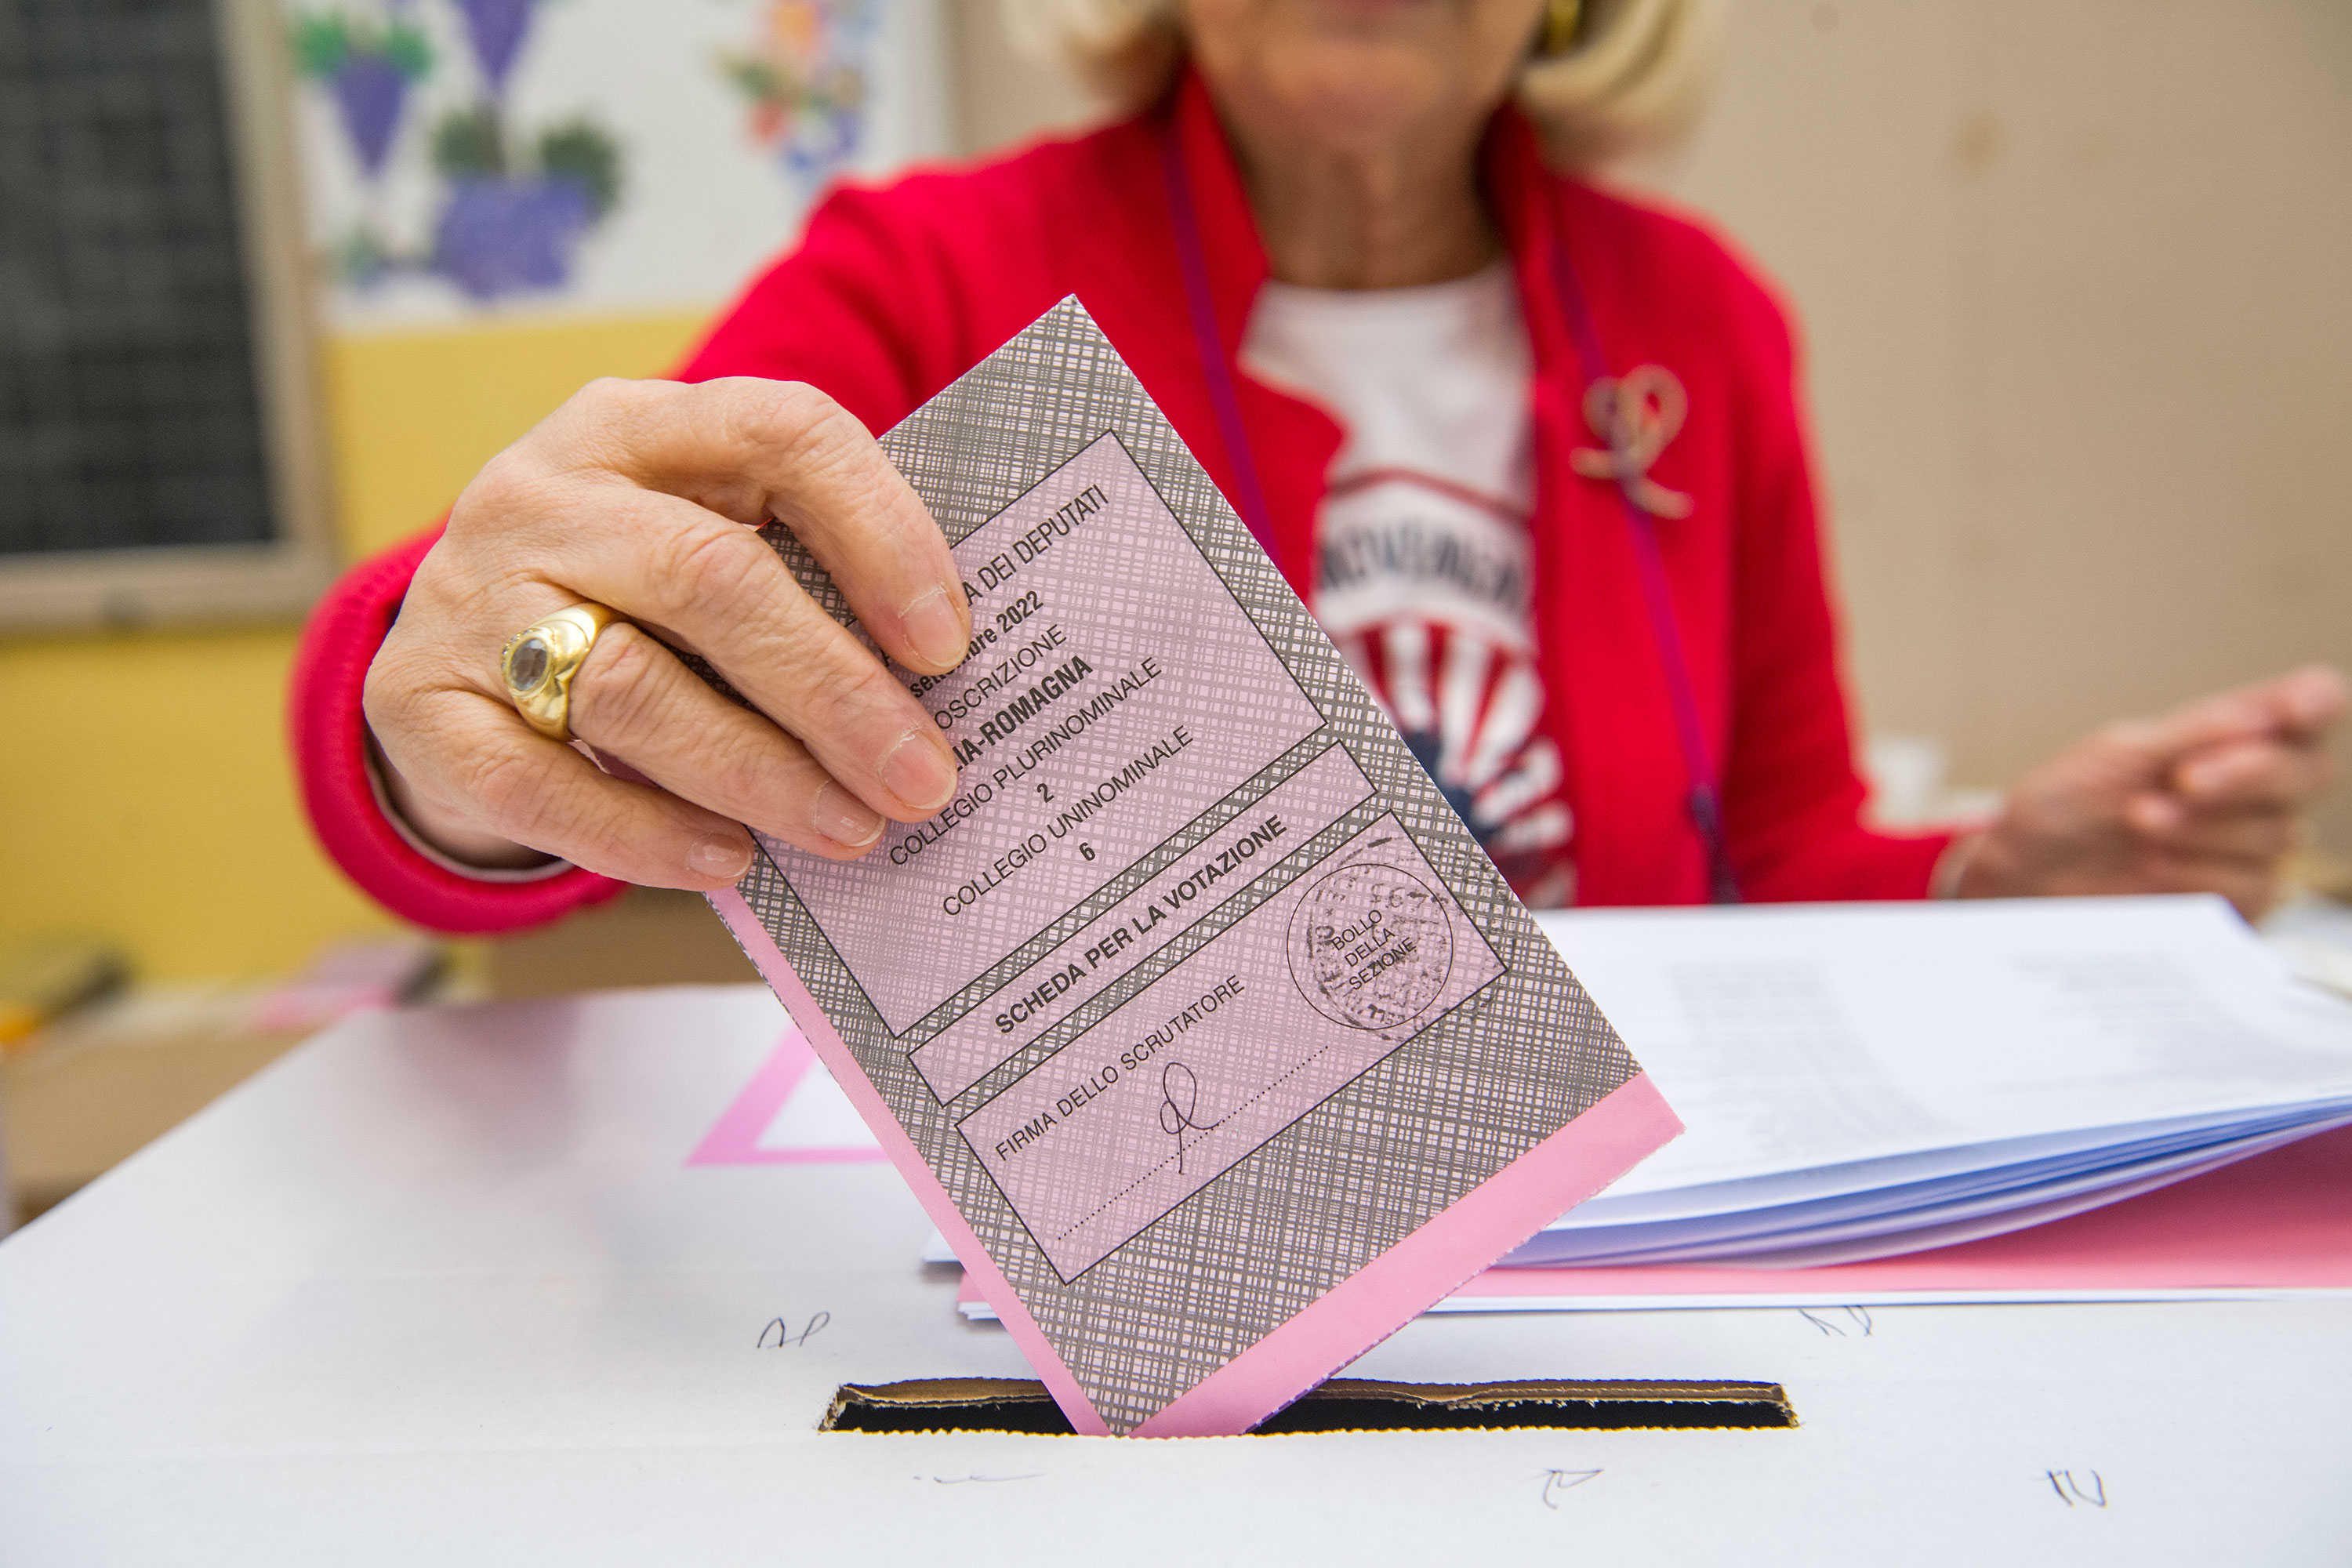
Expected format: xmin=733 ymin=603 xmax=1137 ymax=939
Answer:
xmin=1242 ymin=260 xmax=1576 ymax=906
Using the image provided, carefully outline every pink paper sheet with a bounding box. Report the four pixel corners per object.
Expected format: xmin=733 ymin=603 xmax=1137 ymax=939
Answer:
xmin=954 ymin=1124 xmax=2352 ymax=1318
xmin=702 ymin=300 xmax=1675 ymax=1434
xmin=1470 ymin=1123 xmax=2352 ymax=1301
xmin=686 ymin=1026 xmax=887 ymax=1167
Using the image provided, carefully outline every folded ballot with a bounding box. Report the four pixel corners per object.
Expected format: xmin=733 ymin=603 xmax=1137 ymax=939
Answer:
xmin=702 ymin=299 xmax=1679 ymax=1436
xmin=1506 ymin=895 xmax=2352 ymax=1269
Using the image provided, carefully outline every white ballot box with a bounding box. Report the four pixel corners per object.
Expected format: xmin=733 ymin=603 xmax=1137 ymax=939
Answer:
xmin=2 ymin=982 xmax=2350 ymax=1563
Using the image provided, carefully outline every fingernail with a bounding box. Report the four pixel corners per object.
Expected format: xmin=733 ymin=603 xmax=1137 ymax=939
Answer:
xmin=879 ymin=728 xmax=957 ymax=813
xmin=688 ymin=833 xmax=753 ymax=880
xmin=899 ymin=583 xmax=968 ymax=674
xmin=812 ymin=782 xmax=884 ymax=848
xmin=2128 ymin=793 xmax=2183 ymax=831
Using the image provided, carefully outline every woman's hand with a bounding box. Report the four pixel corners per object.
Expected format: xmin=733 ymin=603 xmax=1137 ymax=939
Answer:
xmin=362 ymin=377 xmax=972 ymax=889
xmin=1957 ymin=665 xmax=2348 ymax=917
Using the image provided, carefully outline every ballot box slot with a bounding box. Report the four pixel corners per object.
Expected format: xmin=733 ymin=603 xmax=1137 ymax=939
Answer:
xmin=822 ymin=1377 xmax=1796 ymax=1435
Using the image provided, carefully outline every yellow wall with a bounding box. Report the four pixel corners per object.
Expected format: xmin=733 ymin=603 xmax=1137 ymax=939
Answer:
xmin=0 ymin=310 xmax=708 ymax=982
xmin=324 ymin=310 xmax=712 ymax=560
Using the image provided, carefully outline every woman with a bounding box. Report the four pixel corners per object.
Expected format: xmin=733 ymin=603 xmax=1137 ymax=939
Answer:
xmin=294 ymin=0 xmax=2343 ymax=935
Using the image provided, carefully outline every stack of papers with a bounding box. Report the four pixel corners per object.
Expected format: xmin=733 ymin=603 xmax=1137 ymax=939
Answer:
xmin=1508 ymin=896 xmax=2352 ymax=1269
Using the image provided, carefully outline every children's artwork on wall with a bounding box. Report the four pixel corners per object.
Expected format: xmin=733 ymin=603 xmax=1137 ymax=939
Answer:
xmin=282 ymin=0 xmax=948 ymax=328
xmin=718 ymin=0 xmax=884 ymax=195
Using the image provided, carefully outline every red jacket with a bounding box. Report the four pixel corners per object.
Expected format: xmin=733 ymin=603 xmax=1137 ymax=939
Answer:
xmin=289 ymin=71 xmax=1950 ymax=934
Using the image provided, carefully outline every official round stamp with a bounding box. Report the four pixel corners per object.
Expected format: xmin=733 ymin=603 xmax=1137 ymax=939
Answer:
xmin=1287 ymin=854 xmax=1457 ymax=1032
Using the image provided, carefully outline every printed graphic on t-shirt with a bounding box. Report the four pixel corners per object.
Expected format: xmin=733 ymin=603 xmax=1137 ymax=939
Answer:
xmin=1314 ymin=470 xmax=1576 ymax=908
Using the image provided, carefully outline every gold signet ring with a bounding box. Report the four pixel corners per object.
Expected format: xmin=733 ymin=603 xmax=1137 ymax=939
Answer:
xmin=500 ymin=601 xmax=620 ymax=743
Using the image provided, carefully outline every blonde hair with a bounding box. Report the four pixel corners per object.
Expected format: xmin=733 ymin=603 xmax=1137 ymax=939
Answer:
xmin=999 ymin=0 xmax=1724 ymax=169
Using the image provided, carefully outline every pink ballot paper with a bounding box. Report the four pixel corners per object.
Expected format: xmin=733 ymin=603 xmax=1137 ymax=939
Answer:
xmin=703 ymin=299 xmax=1681 ymax=1436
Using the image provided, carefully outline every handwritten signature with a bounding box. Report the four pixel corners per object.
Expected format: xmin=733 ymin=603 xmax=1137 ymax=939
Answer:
xmin=757 ymin=1311 xmax=829 ymax=1348
xmin=1541 ymin=1468 xmax=1602 ymax=1508
xmin=1798 ymin=1305 xmax=1874 ymax=1338
xmin=1157 ymin=1062 xmax=1225 ymax=1175
xmin=2048 ymin=1469 xmax=2108 ymax=1508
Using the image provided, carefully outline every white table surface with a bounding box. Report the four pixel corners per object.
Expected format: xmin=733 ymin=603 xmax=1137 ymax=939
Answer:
xmin=3 ymin=985 xmax=2347 ymax=1565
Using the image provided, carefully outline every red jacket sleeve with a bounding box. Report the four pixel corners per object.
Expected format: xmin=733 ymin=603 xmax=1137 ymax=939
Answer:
xmin=1714 ymin=260 xmax=1952 ymax=901
xmin=287 ymin=524 xmax=628 ymax=933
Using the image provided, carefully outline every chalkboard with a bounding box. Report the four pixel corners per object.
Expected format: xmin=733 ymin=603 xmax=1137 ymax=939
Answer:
xmin=0 ymin=0 xmax=281 ymax=560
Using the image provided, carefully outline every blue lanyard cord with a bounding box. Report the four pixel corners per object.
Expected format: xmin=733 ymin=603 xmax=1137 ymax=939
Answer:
xmin=1156 ymin=120 xmax=1739 ymax=904
xmin=1541 ymin=189 xmax=1740 ymax=904
xmin=1157 ymin=119 xmax=1280 ymax=559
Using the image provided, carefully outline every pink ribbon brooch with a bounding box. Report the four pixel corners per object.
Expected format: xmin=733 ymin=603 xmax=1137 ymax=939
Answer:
xmin=1571 ymin=364 xmax=1694 ymax=520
